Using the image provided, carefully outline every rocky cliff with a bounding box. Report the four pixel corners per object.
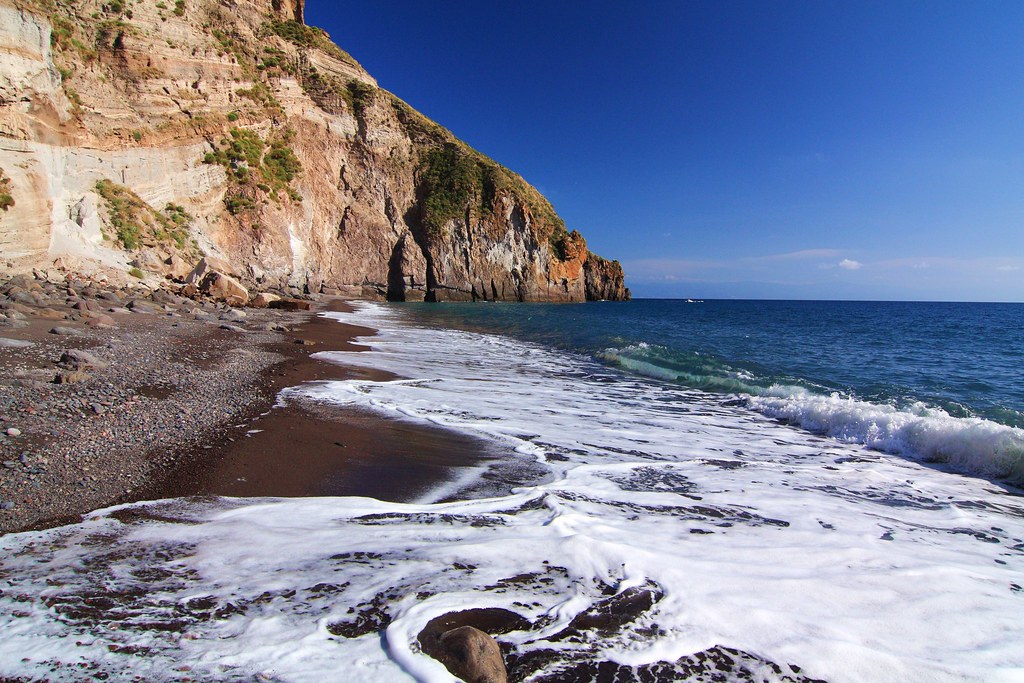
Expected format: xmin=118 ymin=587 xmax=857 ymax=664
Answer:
xmin=0 ymin=0 xmax=629 ymax=302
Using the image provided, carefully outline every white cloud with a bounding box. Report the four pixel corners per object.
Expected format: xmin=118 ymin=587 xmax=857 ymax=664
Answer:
xmin=838 ymin=259 xmax=863 ymax=270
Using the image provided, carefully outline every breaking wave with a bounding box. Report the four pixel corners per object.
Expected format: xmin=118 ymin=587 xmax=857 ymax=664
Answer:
xmin=602 ymin=342 xmax=1024 ymax=485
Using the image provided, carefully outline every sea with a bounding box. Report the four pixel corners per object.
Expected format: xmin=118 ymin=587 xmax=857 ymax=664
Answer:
xmin=1 ymin=299 xmax=1022 ymax=682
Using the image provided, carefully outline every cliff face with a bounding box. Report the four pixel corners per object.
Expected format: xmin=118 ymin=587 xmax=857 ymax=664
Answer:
xmin=0 ymin=0 xmax=629 ymax=302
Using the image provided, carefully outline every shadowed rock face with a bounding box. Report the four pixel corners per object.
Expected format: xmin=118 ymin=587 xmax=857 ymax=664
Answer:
xmin=0 ymin=0 xmax=627 ymax=302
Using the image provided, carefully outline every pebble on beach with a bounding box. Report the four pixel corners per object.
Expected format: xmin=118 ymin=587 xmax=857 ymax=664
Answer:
xmin=0 ymin=270 xmax=314 ymax=533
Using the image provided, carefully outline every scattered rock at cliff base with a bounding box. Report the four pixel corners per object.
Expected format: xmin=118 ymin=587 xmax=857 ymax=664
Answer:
xmin=199 ymin=271 xmax=249 ymax=307
xmin=54 ymin=370 xmax=91 ymax=384
xmin=164 ymin=255 xmax=194 ymax=281
xmin=85 ymin=314 xmax=116 ymax=329
xmin=250 ymin=292 xmax=281 ymax=308
xmin=73 ymin=299 xmax=102 ymax=312
xmin=269 ymin=298 xmax=311 ymax=311
xmin=0 ymin=337 xmax=33 ymax=348
xmin=126 ymin=300 xmax=160 ymax=315
xmin=184 ymin=258 xmax=238 ymax=286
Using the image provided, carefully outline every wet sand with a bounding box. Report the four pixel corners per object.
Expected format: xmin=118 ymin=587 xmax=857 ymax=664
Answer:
xmin=151 ymin=299 xmax=506 ymax=504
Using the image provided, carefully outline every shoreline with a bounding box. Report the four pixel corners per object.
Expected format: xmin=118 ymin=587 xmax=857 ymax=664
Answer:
xmin=156 ymin=300 xmax=508 ymax=504
xmin=0 ymin=275 xmax=495 ymax=535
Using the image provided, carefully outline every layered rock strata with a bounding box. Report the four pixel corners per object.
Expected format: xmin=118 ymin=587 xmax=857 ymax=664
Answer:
xmin=0 ymin=0 xmax=628 ymax=302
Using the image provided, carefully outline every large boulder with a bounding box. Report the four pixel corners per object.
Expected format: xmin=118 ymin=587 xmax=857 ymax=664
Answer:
xmin=268 ymin=297 xmax=311 ymax=311
xmin=435 ymin=626 xmax=507 ymax=683
xmin=199 ymin=271 xmax=249 ymax=307
xmin=85 ymin=314 xmax=116 ymax=328
xmin=164 ymin=255 xmax=194 ymax=281
xmin=250 ymin=292 xmax=281 ymax=308
xmin=184 ymin=257 xmax=237 ymax=286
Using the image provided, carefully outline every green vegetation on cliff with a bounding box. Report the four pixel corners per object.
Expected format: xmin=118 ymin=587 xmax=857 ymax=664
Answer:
xmin=94 ymin=180 xmax=193 ymax=251
xmin=415 ymin=140 xmax=567 ymax=248
xmin=0 ymin=169 xmax=13 ymax=213
xmin=297 ymin=65 xmax=377 ymax=122
xmin=203 ymin=127 xmax=303 ymax=213
xmin=417 ymin=143 xmax=491 ymax=235
xmin=263 ymin=19 xmax=359 ymax=68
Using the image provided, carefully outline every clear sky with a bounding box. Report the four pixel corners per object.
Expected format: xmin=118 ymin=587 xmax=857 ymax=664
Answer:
xmin=306 ymin=1 xmax=1024 ymax=301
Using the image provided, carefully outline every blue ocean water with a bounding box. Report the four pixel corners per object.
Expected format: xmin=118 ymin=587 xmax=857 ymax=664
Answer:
xmin=400 ymin=299 xmax=1024 ymax=481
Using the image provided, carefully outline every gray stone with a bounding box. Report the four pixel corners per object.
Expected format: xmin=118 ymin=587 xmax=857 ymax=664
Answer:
xmin=96 ymin=291 xmax=122 ymax=304
xmin=49 ymin=326 xmax=83 ymax=336
xmin=0 ymin=338 xmax=32 ymax=348
xmin=10 ymin=290 xmax=41 ymax=305
xmin=60 ymin=349 xmax=109 ymax=370
xmin=152 ymin=290 xmax=186 ymax=306
xmin=5 ymin=428 xmax=21 ymax=437
xmin=74 ymin=300 xmax=102 ymax=311
xmin=126 ymin=300 xmax=159 ymax=314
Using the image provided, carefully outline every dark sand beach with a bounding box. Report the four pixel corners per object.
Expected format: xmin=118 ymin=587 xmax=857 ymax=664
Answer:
xmin=0 ymin=275 xmax=490 ymax=535
xmin=168 ymin=301 xmax=509 ymax=503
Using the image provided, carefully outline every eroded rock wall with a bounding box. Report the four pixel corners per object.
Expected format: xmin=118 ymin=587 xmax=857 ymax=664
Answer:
xmin=0 ymin=0 xmax=627 ymax=301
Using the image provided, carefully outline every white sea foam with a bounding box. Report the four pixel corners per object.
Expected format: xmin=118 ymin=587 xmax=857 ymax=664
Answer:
xmin=603 ymin=343 xmax=1024 ymax=486
xmin=749 ymin=387 xmax=1024 ymax=484
xmin=1 ymin=302 xmax=1023 ymax=682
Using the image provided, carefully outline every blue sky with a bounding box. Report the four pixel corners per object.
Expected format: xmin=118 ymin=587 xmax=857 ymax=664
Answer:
xmin=306 ymin=1 xmax=1024 ymax=301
